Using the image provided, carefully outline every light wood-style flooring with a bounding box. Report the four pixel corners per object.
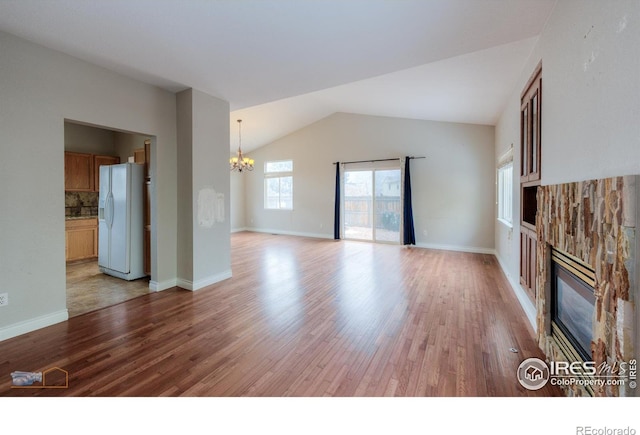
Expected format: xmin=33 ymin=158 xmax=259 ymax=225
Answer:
xmin=66 ymin=261 xmax=150 ymax=317
xmin=1 ymin=232 xmax=562 ymax=396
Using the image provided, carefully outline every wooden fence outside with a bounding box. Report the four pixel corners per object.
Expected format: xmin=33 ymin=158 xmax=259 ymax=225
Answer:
xmin=343 ymin=197 xmax=401 ymax=230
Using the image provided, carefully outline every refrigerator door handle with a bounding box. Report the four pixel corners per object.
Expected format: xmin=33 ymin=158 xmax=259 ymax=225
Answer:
xmin=106 ymin=192 xmax=114 ymax=228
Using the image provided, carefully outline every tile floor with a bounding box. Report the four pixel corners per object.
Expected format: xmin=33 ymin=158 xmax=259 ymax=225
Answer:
xmin=66 ymin=261 xmax=150 ymax=317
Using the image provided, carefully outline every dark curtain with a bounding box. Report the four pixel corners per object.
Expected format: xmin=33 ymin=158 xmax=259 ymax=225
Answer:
xmin=334 ymin=162 xmax=340 ymax=240
xmin=403 ymin=156 xmax=416 ymax=245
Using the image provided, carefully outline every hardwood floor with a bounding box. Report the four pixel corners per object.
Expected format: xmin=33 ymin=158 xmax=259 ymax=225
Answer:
xmin=1 ymin=232 xmax=562 ymax=397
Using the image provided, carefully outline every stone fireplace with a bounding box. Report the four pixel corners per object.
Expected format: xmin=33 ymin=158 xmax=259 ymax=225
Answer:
xmin=551 ymin=248 xmax=596 ymax=362
xmin=535 ymin=176 xmax=638 ymax=396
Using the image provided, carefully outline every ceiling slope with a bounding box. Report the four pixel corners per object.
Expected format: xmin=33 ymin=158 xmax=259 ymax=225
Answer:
xmin=0 ymin=0 xmax=556 ymax=149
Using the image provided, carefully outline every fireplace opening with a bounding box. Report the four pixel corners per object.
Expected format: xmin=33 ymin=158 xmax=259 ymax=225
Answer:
xmin=551 ymin=249 xmax=596 ymax=362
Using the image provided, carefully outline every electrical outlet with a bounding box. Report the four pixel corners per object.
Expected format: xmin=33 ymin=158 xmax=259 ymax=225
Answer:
xmin=0 ymin=293 xmax=8 ymax=307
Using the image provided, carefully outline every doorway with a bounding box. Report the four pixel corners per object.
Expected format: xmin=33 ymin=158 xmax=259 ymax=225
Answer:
xmin=343 ymin=168 xmax=401 ymax=243
xmin=64 ymin=120 xmax=153 ymax=317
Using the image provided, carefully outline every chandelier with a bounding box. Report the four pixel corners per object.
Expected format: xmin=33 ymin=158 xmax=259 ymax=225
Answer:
xmin=230 ymin=119 xmax=254 ymax=172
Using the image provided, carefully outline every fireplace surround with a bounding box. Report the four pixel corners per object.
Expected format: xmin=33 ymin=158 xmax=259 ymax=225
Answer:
xmin=535 ymin=176 xmax=638 ymax=396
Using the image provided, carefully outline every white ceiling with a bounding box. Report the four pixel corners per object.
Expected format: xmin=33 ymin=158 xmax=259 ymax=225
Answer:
xmin=0 ymin=0 xmax=556 ymax=151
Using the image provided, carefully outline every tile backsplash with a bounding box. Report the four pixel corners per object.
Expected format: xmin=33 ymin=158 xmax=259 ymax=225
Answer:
xmin=65 ymin=191 xmax=99 ymax=217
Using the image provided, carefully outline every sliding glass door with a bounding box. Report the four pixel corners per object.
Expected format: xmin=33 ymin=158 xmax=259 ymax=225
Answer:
xmin=343 ymin=169 xmax=401 ymax=243
xmin=374 ymin=169 xmax=402 ymax=242
xmin=344 ymin=170 xmax=373 ymax=240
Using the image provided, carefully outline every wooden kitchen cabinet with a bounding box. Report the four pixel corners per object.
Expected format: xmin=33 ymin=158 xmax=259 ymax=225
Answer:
xmin=64 ymin=152 xmax=94 ymax=191
xmin=134 ymin=148 xmax=145 ymax=164
xmin=94 ymin=154 xmax=120 ymax=192
xmin=65 ymin=152 xmax=120 ymax=192
xmin=66 ymin=218 xmax=98 ymax=262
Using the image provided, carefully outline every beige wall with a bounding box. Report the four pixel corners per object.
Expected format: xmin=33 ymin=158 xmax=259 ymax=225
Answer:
xmin=0 ymin=31 xmax=179 ymax=339
xmin=65 ymin=121 xmax=149 ymax=163
xmin=64 ymin=122 xmax=116 ymax=155
xmin=176 ymin=89 xmax=231 ymax=289
xmin=230 ymin=171 xmax=246 ymax=231
xmin=177 ymin=90 xmax=194 ymax=283
xmin=494 ymin=0 xmax=640 ymax=328
xmin=114 ymin=131 xmax=150 ymax=164
xmin=245 ymin=112 xmax=496 ymax=252
xmin=541 ymin=0 xmax=640 ymax=185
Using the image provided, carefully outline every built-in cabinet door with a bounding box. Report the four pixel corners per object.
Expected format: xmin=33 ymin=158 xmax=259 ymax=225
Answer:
xmin=520 ymin=69 xmax=542 ymax=183
xmin=528 ymin=233 xmax=537 ymax=300
xmin=529 ymin=90 xmax=540 ymax=180
xmin=64 ymin=152 xmax=94 ymax=191
xmin=519 ymin=227 xmax=537 ymax=302
xmin=66 ymin=218 xmax=98 ymax=262
xmin=64 ymin=152 xmax=120 ymax=192
xmin=520 ymin=230 xmax=529 ymax=291
xmin=134 ymin=148 xmax=145 ymax=164
xmin=520 ymin=102 xmax=529 ymax=182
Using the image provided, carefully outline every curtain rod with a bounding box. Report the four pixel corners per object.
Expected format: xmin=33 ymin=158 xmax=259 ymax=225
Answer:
xmin=333 ymin=156 xmax=425 ymax=165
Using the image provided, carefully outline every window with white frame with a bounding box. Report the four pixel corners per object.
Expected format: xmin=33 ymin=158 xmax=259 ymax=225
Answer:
xmin=264 ymin=160 xmax=293 ymax=210
xmin=497 ymin=161 xmax=513 ymax=225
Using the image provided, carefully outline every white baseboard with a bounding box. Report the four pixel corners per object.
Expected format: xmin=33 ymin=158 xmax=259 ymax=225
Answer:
xmin=149 ymin=279 xmax=178 ymax=292
xmin=495 ymin=253 xmax=537 ymax=332
xmin=0 ymin=309 xmax=69 ymax=342
xmin=414 ymin=242 xmax=496 ymax=255
xmin=244 ymin=232 xmax=492 ymax=250
xmin=176 ymin=269 xmax=232 ymax=291
xmin=245 ymin=227 xmax=333 ymax=240
xmin=231 ymin=227 xmax=248 ymax=233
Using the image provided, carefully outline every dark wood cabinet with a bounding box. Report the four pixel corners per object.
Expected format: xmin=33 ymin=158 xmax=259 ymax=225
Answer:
xmin=520 ymin=226 xmax=537 ymax=301
xmin=520 ymin=65 xmax=542 ymax=183
xmin=519 ymin=63 xmax=542 ymax=303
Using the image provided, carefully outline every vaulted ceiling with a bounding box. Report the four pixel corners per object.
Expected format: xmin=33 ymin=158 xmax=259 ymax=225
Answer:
xmin=0 ymin=0 xmax=556 ymax=150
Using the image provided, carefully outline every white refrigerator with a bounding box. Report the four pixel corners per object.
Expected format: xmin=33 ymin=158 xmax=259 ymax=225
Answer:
xmin=98 ymin=163 xmax=145 ymax=280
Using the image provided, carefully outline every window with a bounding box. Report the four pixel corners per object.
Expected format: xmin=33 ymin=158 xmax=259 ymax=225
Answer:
xmin=264 ymin=160 xmax=293 ymax=210
xmin=497 ymin=162 xmax=513 ymax=225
